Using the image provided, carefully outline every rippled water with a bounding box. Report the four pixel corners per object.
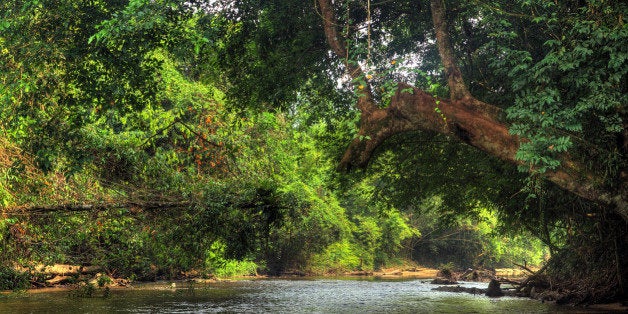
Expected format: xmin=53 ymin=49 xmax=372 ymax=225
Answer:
xmin=0 ymin=278 xmax=585 ymax=313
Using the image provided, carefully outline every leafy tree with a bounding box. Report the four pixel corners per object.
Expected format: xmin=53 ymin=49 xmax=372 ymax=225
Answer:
xmin=0 ymin=0 xmax=625 ymax=304
xmin=0 ymin=0 xmax=165 ymax=171
xmin=204 ymin=0 xmax=626 ymax=302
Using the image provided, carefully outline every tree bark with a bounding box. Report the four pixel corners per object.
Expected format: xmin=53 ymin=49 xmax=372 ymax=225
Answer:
xmin=317 ymin=0 xmax=627 ymax=220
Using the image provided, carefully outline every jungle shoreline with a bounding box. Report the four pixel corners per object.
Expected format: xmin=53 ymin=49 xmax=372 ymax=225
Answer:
xmin=2 ymin=265 xmax=626 ymax=312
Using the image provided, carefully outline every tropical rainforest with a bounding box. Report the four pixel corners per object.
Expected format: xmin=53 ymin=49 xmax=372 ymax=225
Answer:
xmin=1 ymin=0 xmax=626 ymax=305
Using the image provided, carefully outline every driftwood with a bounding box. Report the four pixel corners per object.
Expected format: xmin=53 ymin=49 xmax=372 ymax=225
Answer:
xmin=15 ymin=264 xmax=103 ymax=275
xmin=515 ymin=263 xmax=550 ymax=293
xmin=512 ymin=262 xmax=537 ymax=275
xmin=45 ymin=275 xmax=73 ymax=285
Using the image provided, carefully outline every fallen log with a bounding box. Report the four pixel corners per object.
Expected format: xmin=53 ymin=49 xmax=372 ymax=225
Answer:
xmin=46 ymin=275 xmax=73 ymax=285
xmin=15 ymin=264 xmax=102 ymax=276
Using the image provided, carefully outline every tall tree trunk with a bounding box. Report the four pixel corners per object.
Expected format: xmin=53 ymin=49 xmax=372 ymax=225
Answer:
xmin=316 ymin=0 xmax=627 ymax=220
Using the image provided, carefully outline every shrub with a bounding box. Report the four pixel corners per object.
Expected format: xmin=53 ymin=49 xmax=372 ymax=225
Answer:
xmin=0 ymin=266 xmax=29 ymax=291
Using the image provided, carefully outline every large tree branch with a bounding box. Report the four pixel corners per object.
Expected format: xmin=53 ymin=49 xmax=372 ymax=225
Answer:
xmin=317 ymin=0 xmax=377 ymax=114
xmin=338 ymin=83 xmax=627 ymax=219
xmin=337 ymin=84 xmax=517 ymax=169
xmin=430 ymin=0 xmax=471 ymax=101
xmin=429 ymin=0 xmax=502 ymax=121
xmin=318 ymin=0 xmax=626 ymax=219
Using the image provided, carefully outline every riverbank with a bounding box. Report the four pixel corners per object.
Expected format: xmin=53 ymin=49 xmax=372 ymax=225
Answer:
xmin=0 ymin=263 xmax=558 ymax=292
xmin=362 ymin=266 xmax=440 ymax=279
xmin=0 ymin=277 xmax=589 ymax=313
xmin=4 ymin=263 xmax=626 ymax=312
xmin=4 ymin=263 xmax=443 ymax=289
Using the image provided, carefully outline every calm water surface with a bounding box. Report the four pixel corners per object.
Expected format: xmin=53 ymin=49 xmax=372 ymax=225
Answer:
xmin=0 ymin=278 xmax=589 ymax=313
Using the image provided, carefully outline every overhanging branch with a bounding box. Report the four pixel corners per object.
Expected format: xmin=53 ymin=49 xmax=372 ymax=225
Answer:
xmin=317 ymin=0 xmax=377 ymax=114
xmin=318 ymin=0 xmax=626 ymax=219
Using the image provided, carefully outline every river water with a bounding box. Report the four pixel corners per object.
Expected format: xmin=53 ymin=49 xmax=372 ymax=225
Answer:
xmin=0 ymin=278 xmax=590 ymax=313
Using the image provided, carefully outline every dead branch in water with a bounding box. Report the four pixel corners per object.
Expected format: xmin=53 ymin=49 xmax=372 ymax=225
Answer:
xmin=498 ymin=277 xmax=523 ymax=286
xmin=515 ymin=262 xmax=550 ymax=293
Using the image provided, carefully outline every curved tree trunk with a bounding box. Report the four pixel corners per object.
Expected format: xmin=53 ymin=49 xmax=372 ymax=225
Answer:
xmin=316 ymin=0 xmax=627 ymax=220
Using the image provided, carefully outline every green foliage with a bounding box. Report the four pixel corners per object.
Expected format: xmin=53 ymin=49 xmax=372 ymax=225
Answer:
xmin=342 ymin=131 xmax=549 ymax=268
xmin=68 ymin=281 xmax=112 ymax=299
xmin=0 ymin=266 xmax=30 ymax=291
xmin=482 ymin=0 xmax=627 ymax=174
xmin=96 ymin=274 xmax=113 ymax=288
xmin=199 ymin=0 xmax=334 ymax=109
xmin=309 ymin=240 xmax=362 ymax=274
xmin=205 ymin=241 xmax=258 ymax=278
xmin=0 ymin=0 xmax=168 ymax=171
xmin=1 ymin=1 xmax=623 ymax=298
xmin=409 ymin=197 xmax=546 ymax=269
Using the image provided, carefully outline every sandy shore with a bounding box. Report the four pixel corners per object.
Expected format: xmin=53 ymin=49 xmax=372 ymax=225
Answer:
xmin=371 ymin=267 xmax=439 ymax=279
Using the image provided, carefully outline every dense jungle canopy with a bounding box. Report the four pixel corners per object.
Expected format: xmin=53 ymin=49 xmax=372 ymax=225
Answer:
xmin=0 ymin=0 xmax=626 ymax=305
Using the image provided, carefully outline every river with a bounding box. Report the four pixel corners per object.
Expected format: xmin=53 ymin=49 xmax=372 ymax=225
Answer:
xmin=0 ymin=278 xmax=597 ymax=313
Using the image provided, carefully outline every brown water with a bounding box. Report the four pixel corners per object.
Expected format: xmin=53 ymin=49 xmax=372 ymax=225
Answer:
xmin=0 ymin=278 xmax=595 ymax=313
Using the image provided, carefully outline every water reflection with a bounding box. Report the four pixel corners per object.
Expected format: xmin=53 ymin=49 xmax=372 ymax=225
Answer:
xmin=0 ymin=278 xmax=582 ymax=313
